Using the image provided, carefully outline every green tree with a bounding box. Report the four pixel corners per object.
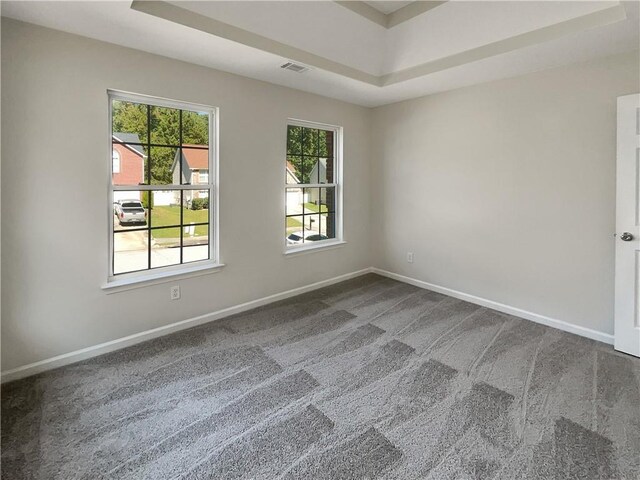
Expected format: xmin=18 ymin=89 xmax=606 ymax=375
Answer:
xmin=112 ymin=101 xmax=148 ymax=143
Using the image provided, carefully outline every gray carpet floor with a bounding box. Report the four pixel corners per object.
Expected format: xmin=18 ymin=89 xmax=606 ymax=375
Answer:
xmin=2 ymin=274 xmax=640 ymax=479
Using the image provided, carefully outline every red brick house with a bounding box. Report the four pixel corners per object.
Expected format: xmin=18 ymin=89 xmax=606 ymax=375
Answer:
xmin=112 ymin=132 xmax=145 ymax=202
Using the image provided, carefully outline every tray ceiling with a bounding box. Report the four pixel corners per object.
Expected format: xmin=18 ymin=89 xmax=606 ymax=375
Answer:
xmin=365 ymin=1 xmax=414 ymax=14
xmin=2 ymin=1 xmax=638 ymax=107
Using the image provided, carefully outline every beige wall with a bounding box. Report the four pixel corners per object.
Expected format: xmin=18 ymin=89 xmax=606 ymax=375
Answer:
xmin=371 ymin=50 xmax=639 ymax=336
xmin=0 ymin=19 xmax=372 ymax=371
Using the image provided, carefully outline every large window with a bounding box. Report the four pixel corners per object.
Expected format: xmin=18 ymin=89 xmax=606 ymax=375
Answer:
xmin=285 ymin=120 xmax=342 ymax=250
xmin=108 ymin=91 xmax=218 ymax=281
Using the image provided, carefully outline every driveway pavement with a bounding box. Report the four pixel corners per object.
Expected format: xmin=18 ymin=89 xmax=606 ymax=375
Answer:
xmin=113 ymin=217 xmax=208 ymax=274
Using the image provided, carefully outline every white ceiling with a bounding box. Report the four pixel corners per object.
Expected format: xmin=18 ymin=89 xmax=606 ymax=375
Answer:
xmin=2 ymin=1 xmax=638 ymax=107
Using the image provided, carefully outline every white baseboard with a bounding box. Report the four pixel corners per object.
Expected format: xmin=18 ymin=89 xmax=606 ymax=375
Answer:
xmin=372 ymin=268 xmax=614 ymax=346
xmin=2 ymin=266 xmax=614 ymax=383
xmin=1 ymin=268 xmax=374 ymax=383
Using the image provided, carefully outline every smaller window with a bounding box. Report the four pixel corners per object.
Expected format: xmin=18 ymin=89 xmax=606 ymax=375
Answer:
xmin=285 ymin=120 xmax=342 ymax=251
xmin=112 ymin=149 xmax=121 ymax=174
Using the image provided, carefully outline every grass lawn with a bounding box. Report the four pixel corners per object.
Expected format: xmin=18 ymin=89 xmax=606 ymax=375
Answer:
xmin=286 ymin=216 xmax=303 ymax=235
xmin=304 ymin=202 xmax=328 ymax=213
xmin=287 ymin=217 xmax=303 ymax=227
xmin=150 ymin=205 xmax=209 ymax=238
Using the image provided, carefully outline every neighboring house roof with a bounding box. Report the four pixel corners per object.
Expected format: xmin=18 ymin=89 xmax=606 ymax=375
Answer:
xmin=307 ymin=158 xmax=327 ymax=183
xmin=181 ymin=146 xmax=209 ymax=170
xmin=112 ymin=132 xmax=145 ymax=157
xmin=171 ymin=146 xmax=209 ymax=185
xmin=286 ymin=161 xmax=300 ymax=184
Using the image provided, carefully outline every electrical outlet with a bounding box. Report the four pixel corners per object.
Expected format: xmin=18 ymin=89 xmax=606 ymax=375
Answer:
xmin=407 ymin=252 xmax=414 ymax=263
xmin=170 ymin=285 xmax=181 ymax=300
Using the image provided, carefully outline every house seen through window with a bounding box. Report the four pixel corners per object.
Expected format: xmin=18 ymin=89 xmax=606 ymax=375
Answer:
xmin=109 ymin=92 xmax=216 ymax=278
xmin=285 ymin=121 xmax=341 ymax=249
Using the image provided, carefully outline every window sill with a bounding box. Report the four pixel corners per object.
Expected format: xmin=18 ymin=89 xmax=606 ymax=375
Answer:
xmin=284 ymin=240 xmax=347 ymax=256
xmin=102 ymin=262 xmax=225 ymax=294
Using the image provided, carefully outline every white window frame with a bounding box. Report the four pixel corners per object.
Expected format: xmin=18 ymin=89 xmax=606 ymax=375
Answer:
xmin=104 ymin=90 xmax=222 ymax=291
xmin=284 ymin=118 xmax=344 ymax=254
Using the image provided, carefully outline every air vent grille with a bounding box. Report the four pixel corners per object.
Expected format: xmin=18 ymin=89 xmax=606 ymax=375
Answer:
xmin=281 ymin=62 xmax=310 ymax=73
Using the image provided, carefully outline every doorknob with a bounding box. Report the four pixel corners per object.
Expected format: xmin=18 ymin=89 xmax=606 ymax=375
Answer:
xmin=621 ymin=232 xmax=634 ymax=241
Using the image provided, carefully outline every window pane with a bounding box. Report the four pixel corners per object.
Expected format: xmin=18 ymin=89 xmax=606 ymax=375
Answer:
xmin=180 ymin=147 xmax=209 ymax=185
xmin=302 ymin=128 xmax=318 ymax=156
xmin=319 ymin=156 xmax=335 ymax=184
xmin=150 ymin=227 xmax=181 ymax=269
xmin=182 ymin=192 xmax=210 ymax=263
xmin=286 ymin=156 xmax=302 ymax=184
xmin=150 ymin=147 xmax=177 ymax=185
xmin=183 ymin=223 xmax=209 ymax=245
xmin=286 ymin=187 xmax=304 ymax=216
xmin=310 ymin=158 xmax=325 ymax=184
xmin=304 ymin=214 xmax=321 ymax=242
xmin=113 ymin=192 xmax=147 ymax=231
xmin=113 ymin=230 xmax=148 ymax=274
xmin=112 ymin=142 xmax=147 ymax=186
xmin=148 ymin=191 xmax=182 ymax=228
xmin=286 ymin=186 xmax=335 ymax=244
xmin=321 ymin=211 xmax=336 ymax=240
xmin=183 ymin=239 xmax=209 ymax=263
xmin=150 ymin=105 xmax=180 ymax=146
xmin=302 ymin=157 xmax=317 ymax=184
xmin=183 ymin=218 xmax=209 ymax=264
xmin=287 ymin=125 xmax=302 ymax=155
xmin=320 ymin=187 xmax=336 ymax=212
xmin=112 ymin=100 xmax=148 ymax=144
xmin=182 ymin=110 xmax=209 ymax=146
xmin=286 ymin=216 xmax=304 ymax=245
xmin=183 ymin=191 xmax=210 ymax=225
xmin=286 ymin=126 xmax=335 ymax=185
xmin=318 ymin=129 xmax=334 ymax=158
xmin=304 ymin=188 xmax=331 ymax=214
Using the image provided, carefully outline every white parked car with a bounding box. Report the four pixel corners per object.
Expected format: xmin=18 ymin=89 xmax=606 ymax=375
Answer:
xmin=286 ymin=231 xmax=329 ymax=245
xmin=114 ymin=200 xmax=147 ymax=226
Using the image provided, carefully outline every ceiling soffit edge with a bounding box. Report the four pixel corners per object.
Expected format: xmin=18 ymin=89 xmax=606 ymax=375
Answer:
xmin=131 ymin=1 xmax=382 ymax=85
xmin=381 ymin=2 xmax=627 ymax=85
xmin=335 ymin=1 xmax=448 ymax=29
xmin=131 ymin=1 xmax=628 ymax=88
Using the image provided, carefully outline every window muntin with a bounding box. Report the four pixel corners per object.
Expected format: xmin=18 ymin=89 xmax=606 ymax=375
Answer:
xmin=285 ymin=121 xmax=341 ymax=249
xmin=109 ymin=92 xmax=216 ymax=279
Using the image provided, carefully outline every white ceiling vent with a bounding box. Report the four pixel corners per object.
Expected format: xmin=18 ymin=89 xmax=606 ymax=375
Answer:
xmin=281 ymin=62 xmax=310 ymax=73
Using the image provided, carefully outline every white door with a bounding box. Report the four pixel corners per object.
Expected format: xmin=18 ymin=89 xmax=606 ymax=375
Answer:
xmin=615 ymin=93 xmax=640 ymax=357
